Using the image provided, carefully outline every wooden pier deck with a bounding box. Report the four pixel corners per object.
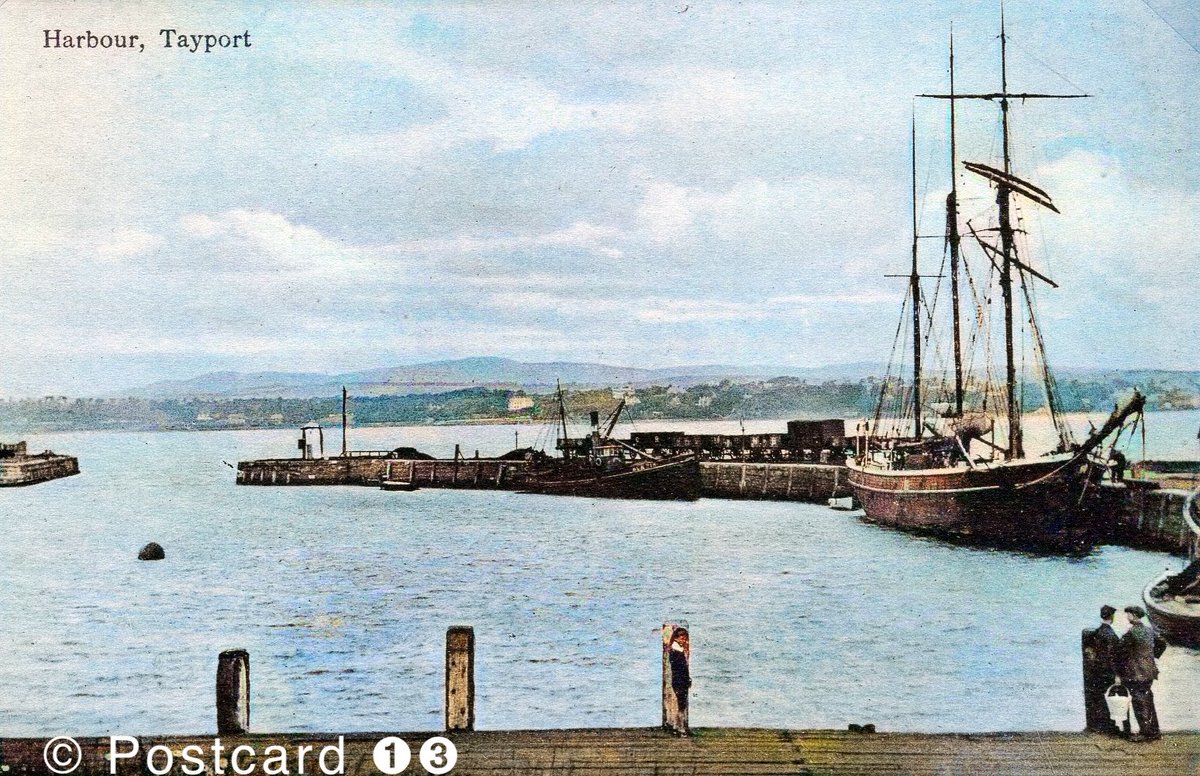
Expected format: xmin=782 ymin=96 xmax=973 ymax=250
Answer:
xmin=373 ymin=728 xmax=1200 ymax=775
xmin=4 ymin=728 xmax=1199 ymax=775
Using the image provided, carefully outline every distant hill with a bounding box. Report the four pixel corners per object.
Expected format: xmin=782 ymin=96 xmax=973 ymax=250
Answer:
xmin=130 ymin=370 xmax=334 ymax=399
xmin=123 ymin=357 xmax=886 ymax=399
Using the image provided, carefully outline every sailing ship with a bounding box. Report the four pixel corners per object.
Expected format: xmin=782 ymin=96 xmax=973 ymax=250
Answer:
xmin=846 ymin=17 xmax=1145 ymax=552
xmin=518 ymin=383 xmax=702 ymax=500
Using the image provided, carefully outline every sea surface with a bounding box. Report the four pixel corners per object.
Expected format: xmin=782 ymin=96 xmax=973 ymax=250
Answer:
xmin=2 ymin=411 xmax=1199 ymax=736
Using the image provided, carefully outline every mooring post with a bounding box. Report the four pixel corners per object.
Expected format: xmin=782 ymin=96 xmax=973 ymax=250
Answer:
xmin=662 ymin=623 xmax=691 ymax=735
xmin=1081 ymin=625 xmax=1128 ymax=735
xmin=216 ymin=649 xmax=250 ymax=735
xmin=445 ymin=626 xmax=475 ymax=731
xmin=1080 ymin=628 xmax=1103 ymax=731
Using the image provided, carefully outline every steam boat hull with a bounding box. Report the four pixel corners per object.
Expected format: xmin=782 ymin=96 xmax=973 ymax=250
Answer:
xmin=520 ymin=456 xmax=701 ymax=501
xmin=847 ymin=455 xmax=1099 ymax=551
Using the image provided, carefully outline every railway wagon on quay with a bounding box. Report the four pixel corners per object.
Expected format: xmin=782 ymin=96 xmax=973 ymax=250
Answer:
xmin=626 ymin=419 xmax=848 ymax=463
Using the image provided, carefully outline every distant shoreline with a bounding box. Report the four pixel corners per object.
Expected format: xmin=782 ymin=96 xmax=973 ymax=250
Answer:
xmin=6 ymin=405 xmax=1200 ymax=439
xmin=2 ymin=375 xmax=1196 ymax=436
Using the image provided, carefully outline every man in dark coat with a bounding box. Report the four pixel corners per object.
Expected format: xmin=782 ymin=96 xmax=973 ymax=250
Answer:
xmin=1083 ymin=605 xmax=1123 ymax=734
xmin=1119 ymin=605 xmax=1167 ymax=741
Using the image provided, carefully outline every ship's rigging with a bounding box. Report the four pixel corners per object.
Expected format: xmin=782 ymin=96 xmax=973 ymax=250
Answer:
xmin=867 ymin=12 xmax=1093 ymax=464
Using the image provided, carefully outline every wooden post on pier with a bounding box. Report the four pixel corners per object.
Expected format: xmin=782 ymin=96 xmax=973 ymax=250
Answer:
xmin=1081 ymin=629 xmax=1105 ymax=732
xmin=445 ymin=626 xmax=475 ymax=731
xmin=662 ymin=623 xmax=691 ymax=735
xmin=216 ymin=649 xmax=250 ymax=735
xmin=1081 ymin=626 xmax=1127 ymax=735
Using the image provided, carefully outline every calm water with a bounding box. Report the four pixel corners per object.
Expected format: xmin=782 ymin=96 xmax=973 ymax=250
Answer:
xmin=2 ymin=411 xmax=1199 ymax=736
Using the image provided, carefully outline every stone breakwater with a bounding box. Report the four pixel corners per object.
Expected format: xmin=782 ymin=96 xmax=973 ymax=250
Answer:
xmin=237 ymin=455 xmax=526 ymax=488
xmin=236 ymin=455 xmax=847 ymax=502
xmin=0 ymin=441 xmax=78 ymax=487
xmin=236 ymin=453 xmax=1196 ymax=557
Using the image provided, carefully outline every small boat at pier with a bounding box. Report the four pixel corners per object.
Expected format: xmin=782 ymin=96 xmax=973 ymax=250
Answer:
xmin=1143 ymin=488 xmax=1200 ymax=647
xmin=520 ymin=452 xmax=701 ymax=500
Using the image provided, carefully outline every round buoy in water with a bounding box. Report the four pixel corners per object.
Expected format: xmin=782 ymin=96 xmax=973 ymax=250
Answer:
xmin=138 ymin=542 xmax=165 ymax=561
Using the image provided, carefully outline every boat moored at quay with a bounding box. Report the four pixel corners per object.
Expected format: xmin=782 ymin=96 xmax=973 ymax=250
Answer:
xmin=516 ymin=385 xmax=702 ymax=501
xmin=846 ymin=18 xmax=1145 ymax=553
xmin=1143 ymin=488 xmax=1200 ymax=647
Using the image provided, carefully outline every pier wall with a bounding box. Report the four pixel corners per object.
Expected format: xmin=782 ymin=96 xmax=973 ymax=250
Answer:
xmin=235 ymin=457 xmax=1195 ymax=556
xmin=1102 ymin=484 xmax=1196 ymax=556
xmin=699 ymin=462 xmax=849 ymax=502
xmin=237 ymin=457 xmax=527 ymax=488
xmin=238 ymin=458 xmax=853 ymax=502
xmin=0 ymin=454 xmax=79 ymax=486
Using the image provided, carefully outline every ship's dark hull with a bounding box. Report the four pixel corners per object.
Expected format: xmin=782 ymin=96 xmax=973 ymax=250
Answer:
xmin=846 ymin=455 xmax=1099 ymax=552
xmin=519 ymin=457 xmax=701 ymax=501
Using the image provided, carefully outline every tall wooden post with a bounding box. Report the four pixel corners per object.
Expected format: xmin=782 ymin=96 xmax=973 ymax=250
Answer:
xmin=1081 ymin=627 xmax=1127 ymax=735
xmin=216 ymin=649 xmax=250 ymax=735
xmin=445 ymin=626 xmax=475 ymax=731
xmin=1080 ymin=629 xmax=1102 ymax=731
xmin=662 ymin=623 xmax=691 ymax=735
xmin=341 ymin=386 xmax=348 ymax=457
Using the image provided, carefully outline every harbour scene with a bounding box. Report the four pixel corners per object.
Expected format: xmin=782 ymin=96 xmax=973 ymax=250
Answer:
xmin=2 ymin=414 xmax=1200 ymax=739
xmin=3 ymin=0 xmax=1199 ymax=772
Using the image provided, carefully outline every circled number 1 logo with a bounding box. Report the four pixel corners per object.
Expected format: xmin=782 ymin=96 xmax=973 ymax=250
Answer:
xmin=371 ymin=737 xmax=410 ymax=775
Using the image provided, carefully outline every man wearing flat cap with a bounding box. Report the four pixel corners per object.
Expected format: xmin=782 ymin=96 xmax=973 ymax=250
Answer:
xmin=1119 ymin=605 xmax=1167 ymax=741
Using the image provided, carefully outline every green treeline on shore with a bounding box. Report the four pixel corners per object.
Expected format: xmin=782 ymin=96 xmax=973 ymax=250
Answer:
xmin=1 ymin=373 xmax=1196 ymax=434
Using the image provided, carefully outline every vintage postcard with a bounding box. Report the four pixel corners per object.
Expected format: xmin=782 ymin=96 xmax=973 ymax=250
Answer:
xmin=2 ymin=1 xmax=1198 ymax=773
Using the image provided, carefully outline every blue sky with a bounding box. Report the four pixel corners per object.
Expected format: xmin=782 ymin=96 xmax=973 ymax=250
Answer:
xmin=1 ymin=0 xmax=1197 ymax=396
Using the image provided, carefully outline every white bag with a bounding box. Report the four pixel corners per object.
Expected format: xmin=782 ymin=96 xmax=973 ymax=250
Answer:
xmin=1105 ymin=684 xmax=1131 ymax=723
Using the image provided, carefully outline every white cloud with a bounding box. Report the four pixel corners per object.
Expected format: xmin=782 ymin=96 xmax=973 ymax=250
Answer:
xmin=95 ymin=229 xmax=162 ymax=260
xmin=637 ymin=181 xmax=697 ymax=243
xmin=379 ymin=219 xmax=624 ymax=260
xmin=633 ymin=291 xmax=894 ymax=324
xmin=180 ymin=214 xmax=223 ymax=238
xmin=178 ymin=210 xmax=376 ymax=275
xmin=483 ymin=289 xmax=893 ymax=325
xmin=534 ymin=222 xmax=624 ymax=258
xmin=633 ymin=174 xmax=898 ymax=259
xmin=328 ymin=42 xmax=643 ymax=159
xmin=1035 ymin=150 xmax=1200 ymax=276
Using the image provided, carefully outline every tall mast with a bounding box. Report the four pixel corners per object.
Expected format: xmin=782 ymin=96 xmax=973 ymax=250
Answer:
xmin=340 ymin=385 xmax=348 ymax=456
xmin=996 ymin=7 xmax=1023 ymax=459
xmin=916 ymin=11 xmax=1088 ymax=457
xmin=910 ymin=114 xmax=922 ymax=439
xmin=557 ymin=379 xmax=570 ymax=454
xmin=947 ymin=32 xmax=964 ymax=419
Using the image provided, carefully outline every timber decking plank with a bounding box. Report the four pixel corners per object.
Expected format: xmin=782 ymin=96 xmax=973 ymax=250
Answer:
xmin=4 ymin=728 xmax=1199 ymax=775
